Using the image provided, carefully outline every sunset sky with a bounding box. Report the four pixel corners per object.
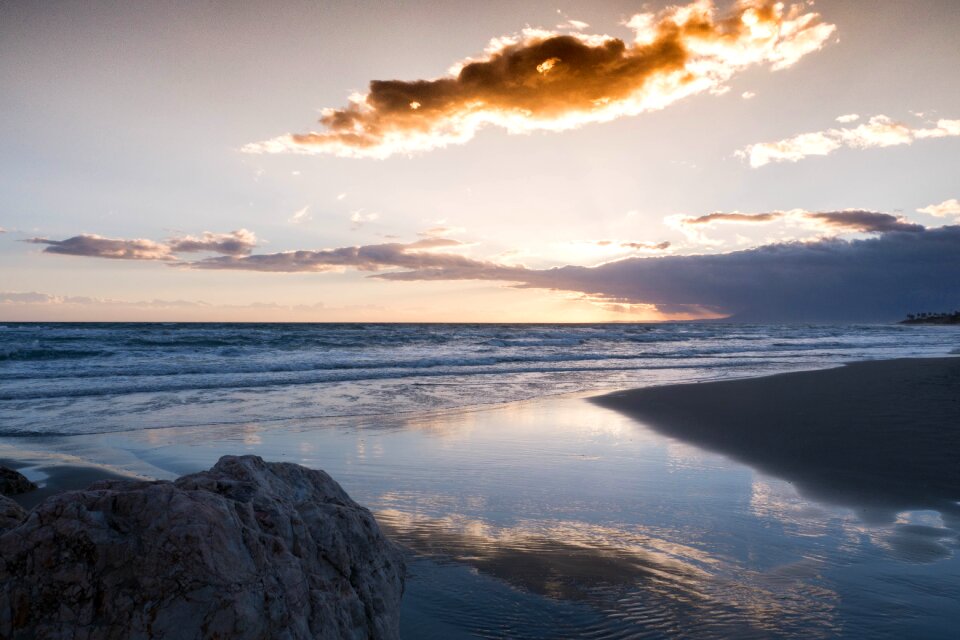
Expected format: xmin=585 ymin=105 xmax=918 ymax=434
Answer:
xmin=2 ymin=0 xmax=959 ymax=321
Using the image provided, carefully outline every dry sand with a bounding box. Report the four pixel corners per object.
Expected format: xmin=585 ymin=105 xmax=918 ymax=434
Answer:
xmin=593 ymin=357 xmax=960 ymax=522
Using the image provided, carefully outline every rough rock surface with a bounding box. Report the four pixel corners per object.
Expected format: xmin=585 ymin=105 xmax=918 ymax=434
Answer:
xmin=0 ymin=455 xmax=405 ymax=640
xmin=0 ymin=466 xmax=36 ymax=495
xmin=0 ymin=495 xmax=26 ymax=534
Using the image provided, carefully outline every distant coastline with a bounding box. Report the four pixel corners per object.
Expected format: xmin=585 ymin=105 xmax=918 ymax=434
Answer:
xmin=900 ymin=311 xmax=960 ymax=325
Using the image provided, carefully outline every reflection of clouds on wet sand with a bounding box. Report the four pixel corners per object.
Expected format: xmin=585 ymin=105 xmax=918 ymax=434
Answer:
xmin=846 ymin=510 xmax=960 ymax=564
xmin=750 ymin=475 xmax=839 ymax=538
xmin=378 ymin=506 xmax=840 ymax=638
xmin=751 ymin=474 xmax=960 ymax=564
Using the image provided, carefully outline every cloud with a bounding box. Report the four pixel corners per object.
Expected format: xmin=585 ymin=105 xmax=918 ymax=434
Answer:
xmin=1 ymin=292 xmax=72 ymax=304
xmin=167 ymin=229 xmax=257 ymax=255
xmin=0 ymin=291 xmax=365 ymax=322
xmin=349 ymin=210 xmax=380 ymax=229
xmin=621 ymin=240 xmax=672 ymax=251
xmin=835 ymin=113 xmax=859 ymax=123
xmin=557 ymin=19 xmax=590 ymax=31
xmin=244 ymin=1 xmax=834 ymax=158
xmin=675 ymin=209 xmax=923 ymax=234
xmin=918 ymin=198 xmax=960 ymax=218
xmin=375 ymin=226 xmax=960 ymax=322
xmin=26 ymin=234 xmax=175 ymax=261
xmin=419 ymin=225 xmax=464 ymax=238
xmin=739 ymin=114 xmax=960 ymax=167
xmin=30 ymin=219 xmax=956 ymax=322
xmin=185 ymin=237 xmax=493 ymax=273
xmin=0 ymin=291 xmax=205 ymax=307
xmin=803 ymin=210 xmax=924 ymax=233
xmin=27 ymin=229 xmax=257 ymax=261
xmin=681 ymin=212 xmax=782 ymax=225
xmin=741 ymin=91 xmax=756 ymax=100
xmin=289 ymin=206 xmax=312 ymax=223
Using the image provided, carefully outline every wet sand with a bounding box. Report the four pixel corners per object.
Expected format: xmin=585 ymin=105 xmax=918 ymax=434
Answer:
xmin=593 ymin=357 xmax=960 ymax=521
xmin=0 ymin=458 xmax=140 ymax=510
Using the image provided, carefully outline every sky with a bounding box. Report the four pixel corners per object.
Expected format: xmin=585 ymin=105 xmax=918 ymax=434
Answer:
xmin=1 ymin=0 xmax=958 ymax=322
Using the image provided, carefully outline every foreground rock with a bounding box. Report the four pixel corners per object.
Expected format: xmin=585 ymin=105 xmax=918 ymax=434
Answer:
xmin=0 ymin=496 xmax=26 ymax=533
xmin=0 ymin=466 xmax=36 ymax=495
xmin=0 ymin=455 xmax=405 ymax=640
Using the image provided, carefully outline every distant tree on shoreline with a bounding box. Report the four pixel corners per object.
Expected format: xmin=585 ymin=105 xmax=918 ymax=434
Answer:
xmin=900 ymin=310 xmax=960 ymax=325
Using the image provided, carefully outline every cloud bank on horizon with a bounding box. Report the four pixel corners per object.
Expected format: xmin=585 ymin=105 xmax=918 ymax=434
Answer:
xmin=374 ymin=226 xmax=960 ymax=322
xmin=26 ymin=209 xmax=960 ymax=322
xmin=739 ymin=114 xmax=960 ymax=167
xmin=243 ymin=0 xmax=835 ymax=159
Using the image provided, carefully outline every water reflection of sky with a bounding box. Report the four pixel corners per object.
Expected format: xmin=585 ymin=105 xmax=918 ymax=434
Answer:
xmin=4 ymin=393 xmax=958 ymax=638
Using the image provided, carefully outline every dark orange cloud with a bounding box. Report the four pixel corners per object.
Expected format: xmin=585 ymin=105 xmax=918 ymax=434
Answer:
xmin=244 ymin=1 xmax=835 ymax=158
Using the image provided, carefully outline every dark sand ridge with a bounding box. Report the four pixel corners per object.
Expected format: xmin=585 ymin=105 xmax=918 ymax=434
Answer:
xmin=593 ymin=357 xmax=960 ymax=524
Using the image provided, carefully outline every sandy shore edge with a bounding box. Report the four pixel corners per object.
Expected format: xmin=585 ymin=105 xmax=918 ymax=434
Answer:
xmin=5 ymin=357 xmax=959 ymax=518
xmin=593 ymin=356 xmax=960 ymax=519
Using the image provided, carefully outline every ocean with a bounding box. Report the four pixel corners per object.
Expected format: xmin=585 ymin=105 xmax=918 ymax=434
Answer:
xmin=2 ymin=322 xmax=959 ymax=638
xmin=1 ymin=322 xmax=956 ymax=436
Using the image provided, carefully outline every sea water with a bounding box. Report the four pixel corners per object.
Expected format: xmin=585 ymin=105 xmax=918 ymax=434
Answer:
xmin=1 ymin=322 xmax=956 ymax=436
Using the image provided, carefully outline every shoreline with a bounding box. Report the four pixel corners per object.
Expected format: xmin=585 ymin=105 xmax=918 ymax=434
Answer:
xmin=0 ymin=355 xmax=960 ymax=510
xmin=5 ymin=356 xmax=960 ymax=518
xmin=592 ymin=356 xmax=960 ymax=521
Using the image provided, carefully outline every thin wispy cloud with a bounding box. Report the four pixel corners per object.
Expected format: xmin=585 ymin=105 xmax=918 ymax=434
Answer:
xmin=556 ymin=19 xmax=590 ymax=31
xmin=619 ymin=240 xmax=672 ymax=251
xmin=679 ymin=212 xmax=782 ymax=225
xmin=244 ymin=1 xmax=835 ymax=159
xmin=917 ymin=198 xmax=960 ymax=219
xmin=0 ymin=292 xmax=338 ymax=319
xmin=350 ymin=210 xmax=380 ymax=229
xmin=186 ymin=237 xmax=487 ymax=273
xmin=673 ymin=209 xmax=924 ymax=235
xmin=289 ymin=206 xmax=312 ymax=224
xmin=0 ymin=291 xmax=206 ymax=308
xmin=419 ymin=225 xmax=465 ymax=238
xmin=26 ymin=229 xmax=257 ymax=261
xmin=26 ymin=235 xmax=177 ymax=261
xmin=804 ymin=210 xmax=924 ymax=233
xmin=739 ymin=114 xmax=960 ymax=167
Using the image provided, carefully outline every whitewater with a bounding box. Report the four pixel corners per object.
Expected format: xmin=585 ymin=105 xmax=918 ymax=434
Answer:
xmin=1 ymin=322 xmax=957 ymax=436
